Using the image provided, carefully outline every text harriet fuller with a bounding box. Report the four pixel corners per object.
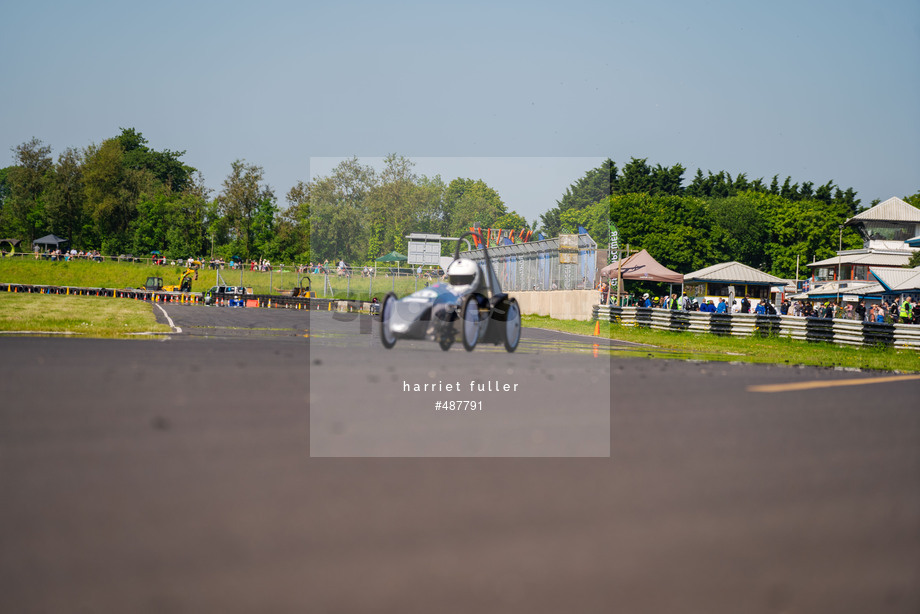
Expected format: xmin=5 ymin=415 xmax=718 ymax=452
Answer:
xmin=403 ymin=380 xmax=519 ymax=392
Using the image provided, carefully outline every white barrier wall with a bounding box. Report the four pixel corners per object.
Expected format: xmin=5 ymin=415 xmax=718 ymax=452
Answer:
xmin=509 ymin=290 xmax=599 ymax=321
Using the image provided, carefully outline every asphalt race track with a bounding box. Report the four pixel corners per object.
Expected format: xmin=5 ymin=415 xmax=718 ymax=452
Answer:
xmin=1 ymin=304 xmax=918 ymax=613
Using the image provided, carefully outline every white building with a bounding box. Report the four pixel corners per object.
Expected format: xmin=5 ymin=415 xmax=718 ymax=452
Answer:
xmin=808 ymin=197 xmax=920 ymax=283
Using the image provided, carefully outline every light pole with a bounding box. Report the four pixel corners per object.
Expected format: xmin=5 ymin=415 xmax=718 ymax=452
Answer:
xmin=836 ymin=224 xmax=844 ymax=307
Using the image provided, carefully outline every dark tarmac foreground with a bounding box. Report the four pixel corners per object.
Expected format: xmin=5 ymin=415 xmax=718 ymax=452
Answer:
xmin=1 ymin=306 xmax=918 ymax=613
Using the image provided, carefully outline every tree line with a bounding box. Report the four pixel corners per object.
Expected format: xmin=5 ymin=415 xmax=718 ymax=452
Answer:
xmin=546 ymin=158 xmax=918 ymax=279
xmin=0 ymin=130 xmax=528 ymax=265
xmin=3 ymin=131 xmax=915 ymax=277
xmin=0 ymin=129 xmax=311 ymax=263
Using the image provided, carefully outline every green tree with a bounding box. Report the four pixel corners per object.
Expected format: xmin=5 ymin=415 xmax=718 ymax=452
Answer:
xmin=281 ymin=180 xmax=311 ymax=262
xmin=165 ymin=189 xmax=209 ymax=259
xmin=366 ymin=154 xmax=418 ymax=257
xmin=542 ymin=159 xmax=618 ymax=237
xmin=309 ymin=157 xmax=377 ymax=262
xmin=217 ymin=160 xmax=274 ymax=258
xmin=117 ymin=128 xmax=195 ymax=193
xmin=45 ymin=148 xmax=85 ymax=246
xmin=745 ymin=191 xmax=858 ymax=278
xmin=411 ymin=174 xmax=448 ymax=236
xmin=251 ymin=198 xmax=279 ymax=259
xmin=607 ymin=193 xmax=718 ymax=273
xmin=650 ymin=163 xmax=685 ymax=195
xmin=558 ymin=200 xmax=609 ymax=246
xmin=5 ymin=137 xmax=53 ymax=243
xmin=132 ymin=192 xmax=170 ymax=256
xmin=83 ymin=138 xmax=150 ymax=254
xmin=0 ymin=167 xmax=12 ymax=233
xmin=617 ymin=157 xmax=655 ymax=194
xmin=707 ymin=195 xmax=767 ymax=268
xmin=444 ymin=177 xmax=506 ymax=238
xmin=558 ymin=159 xmax=618 ymax=211
xmin=493 ymin=211 xmax=528 ymax=232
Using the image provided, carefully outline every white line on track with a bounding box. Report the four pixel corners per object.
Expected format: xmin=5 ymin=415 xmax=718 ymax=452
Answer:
xmin=155 ymin=303 xmax=182 ymax=333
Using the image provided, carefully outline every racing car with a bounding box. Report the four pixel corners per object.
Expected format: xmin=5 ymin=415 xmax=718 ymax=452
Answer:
xmin=378 ymin=231 xmax=522 ymax=352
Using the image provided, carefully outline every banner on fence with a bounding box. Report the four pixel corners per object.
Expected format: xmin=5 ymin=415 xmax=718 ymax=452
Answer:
xmin=609 ymin=222 xmax=619 ymax=291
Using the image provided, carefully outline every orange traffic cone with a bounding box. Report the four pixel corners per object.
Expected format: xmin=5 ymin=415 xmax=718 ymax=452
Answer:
xmin=593 ymin=320 xmax=600 ymax=336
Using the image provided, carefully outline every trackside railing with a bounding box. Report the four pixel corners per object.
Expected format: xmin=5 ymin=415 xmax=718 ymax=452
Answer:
xmin=594 ymin=305 xmax=920 ymax=350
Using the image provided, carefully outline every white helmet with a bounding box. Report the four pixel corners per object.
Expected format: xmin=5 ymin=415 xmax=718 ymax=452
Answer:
xmin=447 ymin=258 xmax=481 ymax=290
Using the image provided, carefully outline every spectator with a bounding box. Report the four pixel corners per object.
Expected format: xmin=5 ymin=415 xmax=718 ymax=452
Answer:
xmin=855 ymin=300 xmax=866 ymax=322
xmin=716 ymin=298 xmax=727 ymax=314
xmin=740 ymin=296 xmax=751 ymax=313
xmin=900 ymin=297 xmax=913 ymax=324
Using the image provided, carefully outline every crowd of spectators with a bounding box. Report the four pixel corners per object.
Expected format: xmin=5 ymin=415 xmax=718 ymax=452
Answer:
xmin=35 ymin=248 xmax=103 ymax=261
xmin=599 ymin=286 xmax=919 ymax=325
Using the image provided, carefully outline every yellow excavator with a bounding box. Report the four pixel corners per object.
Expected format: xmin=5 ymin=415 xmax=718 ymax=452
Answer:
xmin=149 ymin=261 xmax=201 ymax=292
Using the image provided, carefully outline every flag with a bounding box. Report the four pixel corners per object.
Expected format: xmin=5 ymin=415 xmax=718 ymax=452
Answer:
xmin=469 ymin=227 xmax=482 ymax=248
xmin=608 ymin=221 xmax=619 ymax=265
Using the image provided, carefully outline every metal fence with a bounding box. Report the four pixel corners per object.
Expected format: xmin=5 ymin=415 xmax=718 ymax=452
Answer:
xmin=594 ymin=305 xmax=920 ymax=350
xmin=463 ymin=235 xmax=598 ymax=292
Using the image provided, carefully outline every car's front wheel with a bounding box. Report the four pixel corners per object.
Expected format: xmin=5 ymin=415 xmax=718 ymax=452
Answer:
xmin=380 ymin=292 xmax=398 ymax=349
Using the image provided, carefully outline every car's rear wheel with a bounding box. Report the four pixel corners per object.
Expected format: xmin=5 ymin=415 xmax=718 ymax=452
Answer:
xmin=503 ymin=298 xmax=521 ymax=352
xmin=461 ymin=294 xmax=480 ymax=351
xmin=380 ymin=292 xmax=398 ymax=349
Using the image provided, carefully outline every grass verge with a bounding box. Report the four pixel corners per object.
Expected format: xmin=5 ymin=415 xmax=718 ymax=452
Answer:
xmin=0 ymin=256 xmax=419 ymax=300
xmin=523 ymin=314 xmax=920 ymax=373
xmin=0 ymin=257 xmax=308 ymax=295
xmin=0 ymin=294 xmax=170 ymax=338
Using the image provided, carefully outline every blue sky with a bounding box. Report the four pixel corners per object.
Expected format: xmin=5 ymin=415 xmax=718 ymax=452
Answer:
xmin=2 ymin=0 xmax=918 ymax=225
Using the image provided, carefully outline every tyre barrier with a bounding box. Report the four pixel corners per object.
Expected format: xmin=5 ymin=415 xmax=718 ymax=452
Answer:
xmin=594 ymin=305 xmax=920 ymax=350
xmin=1 ymin=283 xmax=206 ymax=303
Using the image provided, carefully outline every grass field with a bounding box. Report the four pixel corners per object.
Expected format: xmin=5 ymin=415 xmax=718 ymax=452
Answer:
xmin=0 ymin=293 xmax=170 ymax=337
xmin=523 ymin=314 xmax=920 ymax=373
xmin=320 ymin=273 xmax=442 ymax=301
xmin=0 ymin=257 xmax=311 ymax=295
xmin=0 ymin=256 xmax=425 ymax=300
